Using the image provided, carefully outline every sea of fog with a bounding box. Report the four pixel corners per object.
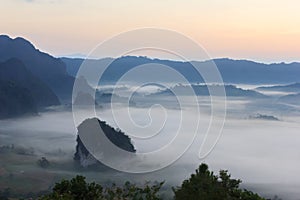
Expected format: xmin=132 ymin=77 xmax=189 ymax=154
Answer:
xmin=0 ymin=87 xmax=300 ymax=199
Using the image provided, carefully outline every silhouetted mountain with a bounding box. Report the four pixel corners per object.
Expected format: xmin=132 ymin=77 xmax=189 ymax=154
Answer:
xmin=60 ymin=57 xmax=84 ymax=77
xmin=257 ymin=83 xmax=300 ymax=93
xmin=279 ymin=93 xmax=300 ymax=105
xmin=62 ymin=56 xmax=300 ymax=84
xmin=0 ymin=80 xmax=37 ymax=119
xmin=74 ymin=118 xmax=136 ymax=168
xmin=0 ymin=35 xmax=74 ymax=102
xmin=73 ymin=92 xmax=98 ymax=106
xmin=61 ymin=57 xmax=114 ymax=84
xmin=209 ymin=58 xmax=300 ymax=84
xmin=0 ymin=58 xmax=60 ymax=107
xmin=62 ymin=56 xmax=201 ymax=84
xmin=152 ymin=84 xmax=267 ymax=98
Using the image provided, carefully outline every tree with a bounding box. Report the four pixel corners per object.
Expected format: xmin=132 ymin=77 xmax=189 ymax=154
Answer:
xmin=38 ymin=157 xmax=50 ymax=168
xmin=39 ymin=175 xmax=164 ymax=200
xmin=173 ymin=163 xmax=266 ymax=200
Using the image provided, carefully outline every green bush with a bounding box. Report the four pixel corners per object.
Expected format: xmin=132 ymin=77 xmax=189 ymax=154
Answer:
xmin=173 ymin=163 xmax=265 ymax=200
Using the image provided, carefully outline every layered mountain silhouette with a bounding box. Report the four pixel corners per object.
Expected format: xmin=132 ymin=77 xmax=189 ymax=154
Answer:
xmin=0 ymin=80 xmax=37 ymax=119
xmin=279 ymin=93 xmax=300 ymax=105
xmin=1 ymin=34 xmax=299 ymax=119
xmin=0 ymin=58 xmax=62 ymax=118
xmin=257 ymin=83 xmax=300 ymax=93
xmin=62 ymin=56 xmax=300 ymax=84
xmin=0 ymin=35 xmax=75 ymax=102
xmin=0 ymin=58 xmax=60 ymax=107
xmin=151 ymin=84 xmax=267 ymax=98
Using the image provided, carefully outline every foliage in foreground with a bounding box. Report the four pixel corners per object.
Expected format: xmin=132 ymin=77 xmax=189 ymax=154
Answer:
xmin=39 ymin=163 xmax=268 ymax=200
xmin=39 ymin=175 xmax=164 ymax=200
xmin=173 ymin=163 xmax=265 ymax=200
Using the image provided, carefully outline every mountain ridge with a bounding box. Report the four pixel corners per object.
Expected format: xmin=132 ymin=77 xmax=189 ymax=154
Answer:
xmin=62 ymin=56 xmax=300 ymax=84
xmin=0 ymin=35 xmax=74 ymax=102
xmin=0 ymin=58 xmax=60 ymax=107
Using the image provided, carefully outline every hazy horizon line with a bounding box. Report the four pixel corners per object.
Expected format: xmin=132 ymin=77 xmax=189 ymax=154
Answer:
xmin=2 ymin=34 xmax=299 ymax=65
xmin=57 ymin=54 xmax=300 ymax=65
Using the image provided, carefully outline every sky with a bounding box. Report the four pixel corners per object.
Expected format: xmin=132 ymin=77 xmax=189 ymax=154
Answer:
xmin=1 ymin=0 xmax=300 ymax=63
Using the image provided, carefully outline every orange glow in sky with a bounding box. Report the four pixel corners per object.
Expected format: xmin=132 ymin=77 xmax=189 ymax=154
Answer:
xmin=1 ymin=0 xmax=300 ymax=63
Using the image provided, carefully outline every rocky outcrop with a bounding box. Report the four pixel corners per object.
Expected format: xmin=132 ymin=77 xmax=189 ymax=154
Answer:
xmin=74 ymin=118 xmax=136 ymax=168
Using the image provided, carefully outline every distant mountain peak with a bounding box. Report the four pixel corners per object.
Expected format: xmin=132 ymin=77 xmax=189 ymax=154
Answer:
xmin=0 ymin=35 xmax=35 ymax=50
xmin=0 ymin=34 xmax=75 ymax=102
xmin=0 ymin=35 xmax=11 ymax=40
xmin=13 ymin=37 xmax=35 ymax=48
